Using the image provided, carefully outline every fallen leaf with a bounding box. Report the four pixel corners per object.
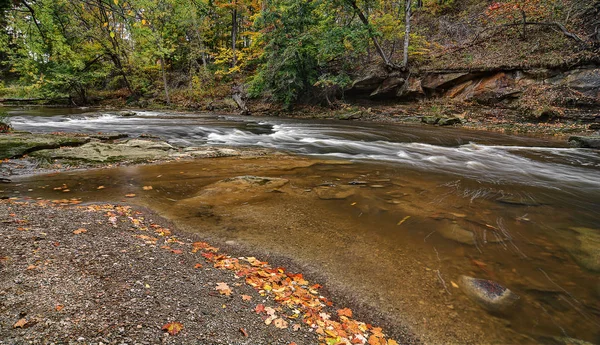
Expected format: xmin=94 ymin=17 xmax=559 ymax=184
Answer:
xmin=388 ymin=340 xmax=399 ymax=345
xmin=216 ymin=282 xmax=232 ymax=296
xmin=125 ymin=194 xmax=136 ymax=198
xmin=171 ymin=249 xmax=183 ymax=255
xmin=273 ymin=318 xmax=288 ymax=329
xmin=337 ymin=308 xmax=352 ymax=318
xmin=97 ymin=186 xmax=105 ymax=190
xmin=264 ymin=306 xmax=276 ymax=316
xmin=194 ymin=263 xmax=203 ymax=269
xmin=62 ymin=189 xmax=70 ymax=193
xmin=13 ymin=318 xmax=27 ymax=328
xmin=451 ymin=281 xmax=459 ymax=288
xmin=292 ymin=324 xmax=301 ymax=331
xmin=162 ymin=321 xmax=183 ymax=336
xmin=55 ymin=304 xmax=64 ymax=311
xmin=255 ymin=304 xmax=265 ymax=313
xmin=73 ymin=228 xmax=87 ymax=234
xmin=26 ymin=265 xmax=36 ymax=270
xmin=239 ymin=328 xmax=248 ymax=337
xmin=241 ymin=294 xmax=252 ymax=301
xmin=142 ymin=186 xmax=153 ymax=190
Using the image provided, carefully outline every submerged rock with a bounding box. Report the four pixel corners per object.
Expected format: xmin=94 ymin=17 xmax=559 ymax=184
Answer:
xmin=564 ymin=227 xmax=600 ymax=272
xmin=314 ymin=186 xmax=355 ymax=200
xmin=437 ymin=223 xmax=476 ymax=245
xmin=568 ymin=136 xmax=600 ymax=149
xmin=118 ymin=110 xmax=137 ymax=117
xmin=459 ymin=275 xmax=519 ymax=313
xmin=496 ymin=195 xmax=542 ymax=206
xmin=178 ymin=176 xmax=289 ymax=206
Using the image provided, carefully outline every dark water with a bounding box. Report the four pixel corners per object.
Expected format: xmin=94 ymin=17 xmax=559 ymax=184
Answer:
xmin=3 ymin=107 xmax=600 ymax=344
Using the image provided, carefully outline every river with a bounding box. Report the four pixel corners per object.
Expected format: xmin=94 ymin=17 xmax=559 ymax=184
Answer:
xmin=3 ymin=108 xmax=600 ymax=344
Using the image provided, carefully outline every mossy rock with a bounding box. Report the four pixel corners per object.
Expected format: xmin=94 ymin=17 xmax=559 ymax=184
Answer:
xmin=0 ymin=133 xmax=90 ymax=159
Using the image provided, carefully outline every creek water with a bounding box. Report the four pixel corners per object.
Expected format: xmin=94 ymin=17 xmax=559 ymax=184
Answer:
xmin=3 ymin=108 xmax=600 ymax=344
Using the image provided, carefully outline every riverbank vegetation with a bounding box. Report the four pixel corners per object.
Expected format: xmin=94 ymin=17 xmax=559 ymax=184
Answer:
xmin=0 ymin=0 xmax=599 ymax=111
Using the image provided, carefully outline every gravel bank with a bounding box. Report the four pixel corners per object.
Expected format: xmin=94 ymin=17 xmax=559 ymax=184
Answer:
xmin=0 ymin=200 xmax=402 ymax=345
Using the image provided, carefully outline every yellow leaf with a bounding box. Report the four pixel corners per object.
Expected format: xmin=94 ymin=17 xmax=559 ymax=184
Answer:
xmin=397 ymin=216 xmax=410 ymax=226
xmin=97 ymin=185 xmax=105 ymax=190
xmin=113 ymin=0 xmax=118 ymax=5
xmin=451 ymin=281 xmax=459 ymax=288
xmin=142 ymin=19 xmax=146 ymax=25
xmin=216 ymin=282 xmax=232 ymax=296
xmin=161 ymin=321 xmax=183 ymax=335
xmin=388 ymin=340 xmax=399 ymax=345
xmin=110 ymin=32 xmax=115 ymax=38
xmin=103 ymin=22 xmax=108 ymax=27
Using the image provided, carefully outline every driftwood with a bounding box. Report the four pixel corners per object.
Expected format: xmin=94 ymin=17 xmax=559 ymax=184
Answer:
xmin=232 ymin=85 xmax=250 ymax=115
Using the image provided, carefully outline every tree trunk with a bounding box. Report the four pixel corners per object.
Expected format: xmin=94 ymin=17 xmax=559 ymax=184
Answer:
xmin=345 ymin=0 xmax=393 ymax=68
xmin=191 ymin=4 xmax=208 ymax=72
xmin=403 ymin=0 xmax=412 ymax=68
xmin=160 ymin=57 xmax=171 ymax=106
xmin=231 ymin=5 xmax=237 ymax=67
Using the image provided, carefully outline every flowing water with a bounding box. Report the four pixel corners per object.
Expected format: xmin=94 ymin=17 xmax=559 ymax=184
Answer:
xmin=3 ymin=108 xmax=600 ymax=344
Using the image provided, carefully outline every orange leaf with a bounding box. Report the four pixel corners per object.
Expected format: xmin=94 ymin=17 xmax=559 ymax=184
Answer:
xmin=273 ymin=318 xmax=288 ymax=329
xmin=162 ymin=321 xmax=183 ymax=336
xmin=26 ymin=265 xmax=36 ymax=270
xmin=194 ymin=263 xmax=203 ymax=269
xmin=73 ymin=228 xmax=87 ymax=235
xmin=241 ymin=294 xmax=252 ymax=301
xmin=255 ymin=304 xmax=265 ymax=313
xmin=240 ymin=327 xmax=248 ymax=337
xmin=13 ymin=318 xmax=27 ymax=328
xmin=171 ymin=249 xmax=183 ymax=255
xmin=55 ymin=304 xmax=64 ymax=311
xmin=125 ymin=194 xmax=136 ymax=198
xmin=142 ymin=186 xmax=153 ymax=190
xmin=337 ymin=308 xmax=352 ymax=318
xmin=388 ymin=340 xmax=399 ymax=345
xmin=216 ymin=282 xmax=232 ymax=296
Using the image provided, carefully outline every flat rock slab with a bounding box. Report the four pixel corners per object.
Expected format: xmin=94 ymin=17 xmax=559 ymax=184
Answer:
xmin=31 ymin=139 xmax=174 ymax=162
xmin=0 ymin=133 xmax=90 ymax=159
xmin=459 ymin=275 xmax=519 ymax=313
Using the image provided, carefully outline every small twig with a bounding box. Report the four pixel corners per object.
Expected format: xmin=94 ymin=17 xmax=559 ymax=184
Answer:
xmin=435 ymin=270 xmax=451 ymax=295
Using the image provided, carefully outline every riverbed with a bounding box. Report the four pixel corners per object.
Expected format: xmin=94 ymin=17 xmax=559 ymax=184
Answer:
xmin=2 ymin=108 xmax=599 ymax=344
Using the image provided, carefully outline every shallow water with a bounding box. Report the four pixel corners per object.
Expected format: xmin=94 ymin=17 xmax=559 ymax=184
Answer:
xmin=3 ymin=107 xmax=600 ymax=344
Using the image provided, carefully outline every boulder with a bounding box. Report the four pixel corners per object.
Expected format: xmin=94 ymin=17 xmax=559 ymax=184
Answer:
xmin=337 ymin=112 xmax=363 ymax=120
xmin=118 ymin=110 xmax=137 ymax=117
xmin=568 ymin=136 xmax=600 ymax=149
xmin=459 ymin=275 xmax=519 ymax=313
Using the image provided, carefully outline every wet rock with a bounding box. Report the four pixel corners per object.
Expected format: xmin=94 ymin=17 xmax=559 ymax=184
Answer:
xmin=31 ymin=139 xmax=174 ymax=163
xmin=437 ymin=223 xmax=476 ymax=245
xmin=90 ymin=133 xmax=129 ymax=141
xmin=314 ymin=186 xmax=355 ymax=200
xmin=568 ymin=136 xmax=600 ymax=149
xmin=459 ymin=275 xmax=519 ymax=313
xmin=118 ymin=110 xmax=137 ymax=117
xmin=0 ymin=133 xmax=90 ymax=159
xmin=437 ymin=117 xmax=462 ymax=126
